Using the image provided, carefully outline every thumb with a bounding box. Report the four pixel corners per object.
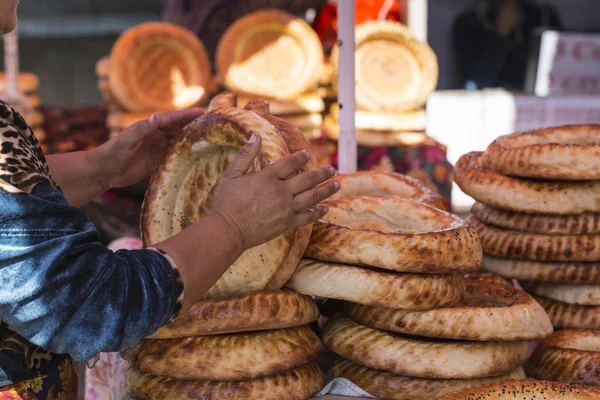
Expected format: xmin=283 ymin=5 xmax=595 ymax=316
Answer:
xmin=224 ymin=134 xmax=261 ymax=178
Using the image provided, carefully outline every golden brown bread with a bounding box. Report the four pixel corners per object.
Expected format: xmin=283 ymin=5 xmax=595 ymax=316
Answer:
xmin=0 ymin=72 xmax=39 ymax=94
xmin=141 ymin=93 xmax=299 ymax=299
xmin=328 ymin=103 xmax=426 ymax=131
xmin=321 ymin=315 xmax=530 ymax=379
xmin=150 ymin=290 xmax=319 ymax=339
xmin=529 ymin=283 xmax=600 ymax=306
xmin=133 ymin=325 xmax=323 ymax=381
xmin=95 ymin=56 xmax=110 ymax=78
xmin=286 ymin=259 xmax=465 ymax=310
xmin=109 ymin=22 xmax=211 ymax=112
xmin=484 ymin=256 xmax=600 ymax=284
xmin=344 ymin=279 xmax=552 ymax=341
xmin=216 ymin=9 xmax=324 ymax=100
xmin=237 ymin=92 xmax=325 ymax=115
xmin=472 ymin=202 xmax=600 ymax=235
xmin=464 ymin=271 xmax=513 ymax=286
xmin=125 ymin=362 xmax=324 ymax=400
xmin=454 ymin=152 xmax=600 ymax=214
xmin=306 ymin=197 xmax=482 ymax=273
xmin=469 ymin=215 xmax=600 ymax=262
xmin=331 ymin=359 xmax=526 ymax=400
xmin=326 ymin=170 xmax=448 ymax=210
xmin=483 ymin=125 xmax=600 ymax=180
xmin=331 ymin=21 xmax=438 ymax=112
xmin=526 ymin=330 xmax=600 ymax=386
xmin=439 ymin=380 xmax=600 ymax=399
xmin=535 ymin=295 xmax=600 ymax=329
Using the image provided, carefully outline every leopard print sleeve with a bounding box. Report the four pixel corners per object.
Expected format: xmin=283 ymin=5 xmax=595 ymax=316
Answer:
xmin=0 ymin=100 xmax=57 ymax=194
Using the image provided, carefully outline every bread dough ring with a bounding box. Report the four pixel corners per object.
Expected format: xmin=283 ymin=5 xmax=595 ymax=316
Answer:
xmin=484 ymin=256 xmax=600 ymax=284
xmin=454 ymin=152 xmax=600 ymax=214
xmin=329 ymin=103 xmax=426 ymax=131
xmin=332 ymin=21 xmax=437 ymax=112
xmin=535 ymin=295 xmax=600 ymax=329
xmin=150 ymin=290 xmax=319 ymax=339
xmin=286 ymin=259 xmax=465 ymax=310
xmin=345 ymin=279 xmax=552 ymax=341
xmin=216 ymin=9 xmax=324 ymax=100
xmin=472 ymin=202 xmax=600 ymax=235
xmin=322 ymin=315 xmax=530 ymax=379
xmin=526 ymin=330 xmax=600 ymax=386
xmin=133 ymin=325 xmax=323 ymax=381
xmin=483 ymin=125 xmax=600 ymax=180
xmin=141 ymin=93 xmax=304 ymax=299
xmin=125 ymin=362 xmax=324 ymax=400
xmin=306 ymin=196 xmax=482 ymax=274
xmin=109 ymin=22 xmax=211 ymax=112
xmin=439 ymin=380 xmax=600 ymax=399
xmin=332 ymin=359 xmax=526 ymax=400
xmin=528 ymin=283 xmax=600 ymax=306
xmin=326 ymin=171 xmax=448 ymax=211
xmin=323 ymin=116 xmax=427 ymax=147
xmin=237 ymin=92 xmax=325 ymax=115
xmin=469 ymin=215 xmax=600 ymax=262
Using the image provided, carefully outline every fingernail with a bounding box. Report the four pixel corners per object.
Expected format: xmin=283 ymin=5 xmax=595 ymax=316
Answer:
xmin=318 ymin=205 xmax=329 ymax=213
xmin=248 ymin=134 xmax=258 ymax=143
xmin=333 ymin=180 xmax=340 ymax=190
xmin=149 ymin=113 xmax=158 ymax=124
xmin=303 ymin=150 xmax=311 ymax=159
xmin=328 ymin=166 xmax=335 ymax=176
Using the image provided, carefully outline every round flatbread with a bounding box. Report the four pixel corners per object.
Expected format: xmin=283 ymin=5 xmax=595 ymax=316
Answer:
xmin=439 ymin=380 xmax=600 ymax=399
xmin=109 ymin=22 xmax=211 ymax=112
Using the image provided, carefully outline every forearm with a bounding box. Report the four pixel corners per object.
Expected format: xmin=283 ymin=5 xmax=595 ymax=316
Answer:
xmin=155 ymin=213 xmax=244 ymax=312
xmin=46 ymin=151 xmax=108 ymax=206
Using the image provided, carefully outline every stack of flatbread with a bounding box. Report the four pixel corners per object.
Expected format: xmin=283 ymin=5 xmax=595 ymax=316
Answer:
xmin=96 ymin=22 xmax=211 ymax=139
xmin=324 ymin=20 xmax=438 ymax=148
xmin=216 ymin=9 xmax=326 ymax=141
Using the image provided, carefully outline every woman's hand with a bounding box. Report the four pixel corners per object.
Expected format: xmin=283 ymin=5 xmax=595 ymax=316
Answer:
xmin=91 ymin=109 xmax=204 ymax=189
xmin=211 ymin=134 xmax=339 ymax=250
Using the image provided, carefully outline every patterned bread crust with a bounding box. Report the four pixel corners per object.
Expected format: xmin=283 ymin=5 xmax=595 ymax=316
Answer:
xmin=465 ymin=272 xmax=513 ymax=286
xmin=125 ymin=362 xmax=324 ymax=400
xmin=286 ymin=259 xmax=465 ymax=310
xmin=150 ymin=290 xmax=319 ymax=339
xmin=109 ymin=22 xmax=211 ymax=112
xmin=345 ymin=279 xmax=552 ymax=341
xmin=469 ymin=215 xmax=600 ymax=262
xmin=306 ymin=197 xmax=482 ymax=273
xmin=483 ymin=125 xmax=600 ymax=180
xmin=454 ymin=152 xmax=600 ymax=214
xmin=321 ymin=315 xmax=529 ymax=379
xmin=535 ymin=295 xmax=600 ymax=329
xmin=525 ymin=330 xmax=600 ymax=386
xmin=484 ymin=256 xmax=600 ymax=284
xmin=134 ymin=325 xmax=323 ymax=381
xmin=529 ymin=283 xmax=600 ymax=306
xmin=216 ymin=9 xmax=324 ymax=100
xmin=326 ymin=170 xmax=448 ymax=210
xmin=439 ymin=380 xmax=600 ymax=399
xmin=472 ymin=202 xmax=600 ymax=235
xmin=332 ymin=359 xmax=526 ymax=400
xmin=141 ymin=93 xmax=295 ymax=299
xmin=332 ymin=21 xmax=438 ymax=112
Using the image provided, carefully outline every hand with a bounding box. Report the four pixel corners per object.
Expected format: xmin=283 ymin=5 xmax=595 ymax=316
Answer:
xmin=90 ymin=109 xmax=204 ymax=189
xmin=495 ymin=0 xmax=520 ymax=36
xmin=211 ymin=135 xmax=340 ymax=250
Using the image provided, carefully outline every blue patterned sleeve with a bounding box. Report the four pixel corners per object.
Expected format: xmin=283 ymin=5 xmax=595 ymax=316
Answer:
xmin=0 ymin=102 xmax=184 ymax=363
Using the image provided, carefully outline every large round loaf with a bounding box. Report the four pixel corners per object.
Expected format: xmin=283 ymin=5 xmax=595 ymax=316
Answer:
xmin=484 ymin=256 xmax=600 ymax=283
xmin=321 ymin=315 xmax=529 ymax=379
xmin=306 ymin=196 xmax=482 ymax=273
xmin=133 ymin=325 xmax=323 ymax=381
xmin=332 ymin=359 xmax=526 ymax=400
xmin=345 ymin=279 xmax=553 ymax=341
xmin=535 ymin=295 xmax=600 ymax=330
xmin=439 ymin=380 xmax=600 ymax=399
xmin=141 ymin=93 xmax=310 ymax=299
xmin=529 ymin=283 xmax=600 ymax=306
xmin=525 ymin=330 xmax=600 ymax=386
xmin=150 ymin=290 xmax=319 ymax=339
xmin=125 ymin=362 xmax=324 ymax=400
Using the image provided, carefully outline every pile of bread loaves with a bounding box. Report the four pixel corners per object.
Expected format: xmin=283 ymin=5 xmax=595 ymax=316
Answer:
xmin=323 ymin=20 xmax=437 ymax=148
xmin=454 ymin=124 xmax=600 ymax=394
